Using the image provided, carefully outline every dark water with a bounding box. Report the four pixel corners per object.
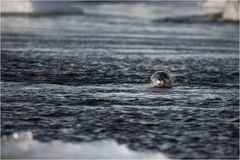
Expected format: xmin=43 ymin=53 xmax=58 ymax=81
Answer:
xmin=1 ymin=2 xmax=239 ymax=159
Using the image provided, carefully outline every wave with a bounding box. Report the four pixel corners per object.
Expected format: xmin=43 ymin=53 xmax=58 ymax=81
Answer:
xmin=1 ymin=131 xmax=169 ymax=159
xmin=153 ymin=15 xmax=238 ymax=25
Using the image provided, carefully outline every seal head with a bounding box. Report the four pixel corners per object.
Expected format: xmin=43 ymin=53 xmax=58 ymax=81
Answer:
xmin=151 ymin=71 xmax=172 ymax=88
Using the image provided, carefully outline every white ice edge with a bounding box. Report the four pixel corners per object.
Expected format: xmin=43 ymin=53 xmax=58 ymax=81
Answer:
xmin=2 ymin=131 xmax=170 ymax=159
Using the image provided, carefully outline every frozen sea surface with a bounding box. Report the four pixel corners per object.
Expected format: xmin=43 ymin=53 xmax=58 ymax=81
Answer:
xmin=1 ymin=2 xmax=239 ymax=159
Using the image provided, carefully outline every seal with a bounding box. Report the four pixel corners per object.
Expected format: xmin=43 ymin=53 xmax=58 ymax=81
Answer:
xmin=151 ymin=71 xmax=172 ymax=88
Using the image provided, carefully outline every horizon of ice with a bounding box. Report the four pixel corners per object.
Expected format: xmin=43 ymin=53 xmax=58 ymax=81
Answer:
xmin=1 ymin=1 xmax=82 ymax=14
xmin=203 ymin=0 xmax=239 ymax=21
xmin=1 ymin=131 xmax=170 ymax=159
xmin=1 ymin=0 xmax=239 ymax=22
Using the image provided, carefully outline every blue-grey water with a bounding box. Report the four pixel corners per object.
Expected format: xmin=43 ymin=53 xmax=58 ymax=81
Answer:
xmin=1 ymin=2 xmax=239 ymax=159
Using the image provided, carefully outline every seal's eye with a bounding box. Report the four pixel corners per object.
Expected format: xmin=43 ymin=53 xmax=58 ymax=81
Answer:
xmin=160 ymin=73 xmax=168 ymax=79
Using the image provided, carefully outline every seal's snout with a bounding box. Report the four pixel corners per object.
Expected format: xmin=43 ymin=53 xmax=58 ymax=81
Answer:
xmin=151 ymin=71 xmax=172 ymax=88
